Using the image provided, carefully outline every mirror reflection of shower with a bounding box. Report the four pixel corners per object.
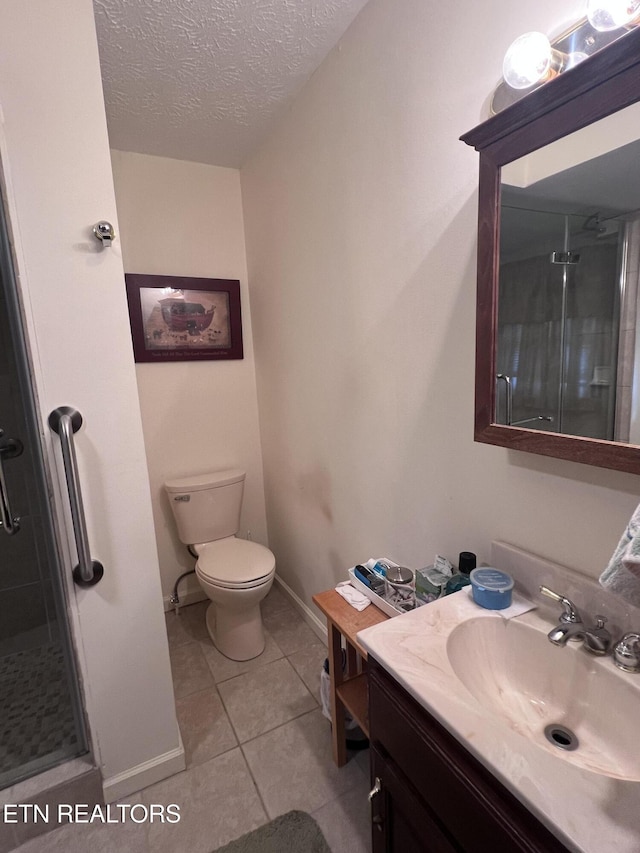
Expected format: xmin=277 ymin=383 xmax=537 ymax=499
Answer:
xmin=496 ymin=198 xmax=636 ymax=441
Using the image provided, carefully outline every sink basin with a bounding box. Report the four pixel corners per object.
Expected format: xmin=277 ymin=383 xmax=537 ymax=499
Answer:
xmin=446 ymin=615 xmax=640 ymax=780
xmin=357 ymin=560 xmax=640 ymax=853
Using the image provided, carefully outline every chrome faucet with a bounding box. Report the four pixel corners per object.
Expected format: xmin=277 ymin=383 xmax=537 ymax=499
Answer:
xmin=539 ymin=586 xmax=612 ymax=655
xmin=613 ymin=633 xmax=640 ymax=672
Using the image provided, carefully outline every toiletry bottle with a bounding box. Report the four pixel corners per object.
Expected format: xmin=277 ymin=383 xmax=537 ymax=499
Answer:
xmin=445 ymin=551 xmax=476 ymax=595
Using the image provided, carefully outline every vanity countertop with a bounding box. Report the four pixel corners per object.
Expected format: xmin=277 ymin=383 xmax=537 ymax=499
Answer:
xmin=358 ymin=591 xmax=640 ymax=853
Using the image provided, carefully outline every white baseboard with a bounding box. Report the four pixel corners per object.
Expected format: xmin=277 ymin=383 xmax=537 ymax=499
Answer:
xmin=102 ymin=741 xmax=186 ymax=803
xmin=274 ymin=574 xmax=327 ymax=643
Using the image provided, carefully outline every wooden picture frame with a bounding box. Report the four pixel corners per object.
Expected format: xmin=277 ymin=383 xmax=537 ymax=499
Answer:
xmin=124 ymin=274 xmax=243 ymax=363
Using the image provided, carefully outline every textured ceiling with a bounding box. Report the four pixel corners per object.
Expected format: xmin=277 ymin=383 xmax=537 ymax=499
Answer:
xmin=93 ymin=0 xmax=369 ymax=168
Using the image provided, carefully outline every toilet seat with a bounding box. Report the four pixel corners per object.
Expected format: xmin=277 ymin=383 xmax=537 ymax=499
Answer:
xmin=195 ymin=537 xmax=275 ymax=589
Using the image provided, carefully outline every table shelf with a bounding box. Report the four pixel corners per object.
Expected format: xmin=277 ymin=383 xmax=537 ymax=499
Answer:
xmin=312 ymin=588 xmax=389 ymax=766
xmin=336 ymin=672 xmax=369 ymax=735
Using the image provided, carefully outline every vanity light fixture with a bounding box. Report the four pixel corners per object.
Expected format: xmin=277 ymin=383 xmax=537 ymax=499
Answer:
xmin=587 ymin=0 xmax=640 ymax=31
xmin=497 ymin=0 xmax=640 ymax=104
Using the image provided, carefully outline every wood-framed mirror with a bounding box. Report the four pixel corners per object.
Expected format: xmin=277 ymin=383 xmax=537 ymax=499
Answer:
xmin=461 ymin=27 xmax=640 ymax=475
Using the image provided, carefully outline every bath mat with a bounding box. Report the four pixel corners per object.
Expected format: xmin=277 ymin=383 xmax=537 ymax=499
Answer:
xmin=213 ymin=810 xmax=331 ymax=853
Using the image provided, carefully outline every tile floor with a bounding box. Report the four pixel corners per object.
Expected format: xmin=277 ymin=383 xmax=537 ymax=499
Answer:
xmin=13 ymin=586 xmax=372 ymax=853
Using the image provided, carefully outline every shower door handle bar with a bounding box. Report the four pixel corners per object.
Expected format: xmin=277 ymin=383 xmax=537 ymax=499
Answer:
xmin=0 ymin=434 xmax=20 ymax=535
xmin=48 ymin=407 xmax=104 ymax=587
xmin=496 ymin=374 xmax=513 ymax=426
xmin=510 ymin=415 xmax=554 ymax=427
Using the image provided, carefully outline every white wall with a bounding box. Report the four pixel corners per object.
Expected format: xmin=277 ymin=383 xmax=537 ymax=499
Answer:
xmin=241 ymin=0 xmax=640 ymax=612
xmin=502 ymin=101 xmax=640 ymax=187
xmin=110 ymin=151 xmax=267 ymax=605
xmin=0 ymin=0 xmax=182 ymax=799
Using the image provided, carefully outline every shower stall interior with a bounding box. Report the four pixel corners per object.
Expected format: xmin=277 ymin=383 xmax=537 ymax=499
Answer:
xmin=497 ymin=201 xmax=627 ymax=441
xmin=0 ymin=194 xmax=87 ymax=789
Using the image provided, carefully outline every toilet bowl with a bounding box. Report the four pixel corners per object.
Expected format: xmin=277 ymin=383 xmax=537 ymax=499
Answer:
xmin=164 ymin=469 xmax=276 ymax=661
xmin=195 ymin=536 xmax=275 ymax=660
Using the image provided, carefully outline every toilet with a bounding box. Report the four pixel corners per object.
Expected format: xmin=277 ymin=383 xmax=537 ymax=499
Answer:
xmin=164 ymin=469 xmax=275 ymax=661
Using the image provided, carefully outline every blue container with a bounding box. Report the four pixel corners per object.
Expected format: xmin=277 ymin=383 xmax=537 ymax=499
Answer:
xmin=470 ymin=568 xmax=514 ymax=610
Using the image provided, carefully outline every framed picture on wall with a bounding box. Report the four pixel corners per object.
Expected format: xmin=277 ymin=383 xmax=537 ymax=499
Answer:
xmin=124 ymin=274 xmax=244 ymax=363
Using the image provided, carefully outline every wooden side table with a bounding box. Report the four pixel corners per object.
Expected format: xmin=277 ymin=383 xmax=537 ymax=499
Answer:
xmin=312 ymin=589 xmax=389 ymax=767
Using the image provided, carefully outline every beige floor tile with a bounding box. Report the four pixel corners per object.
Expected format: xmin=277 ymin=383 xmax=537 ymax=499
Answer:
xmin=179 ymin=601 xmax=211 ymax=640
xmin=169 ymin=642 xmax=214 ymax=699
xmin=217 ymin=658 xmax=316 ymax=743
xmin=13 ymin=819 xmax=148 ymax=853
xmin=242 ymin=708 xmax=364 ymax=818
xmin=261 ymin=585 xmax=293 ymax=617
xmin=176 ymin=687 xmax=237 ymax=768
xmin=262 ymin=607 xmax=318 ymax=655
xmin=287 ymin=640 xmax=326 ymax=704
xmin=353 ymin=747 xmax=371 ymax=780
xmin=140 ymin=748 xmax=267 ymax=853
xmin=165 ymin=611 xmax=194 ymax=649
xmin=0 ymin=823 xmax=16 ymax=853
xmin=165 ymin=600 xmax=210 ymax=648
xmin=313 ymin=783 xmax=372 ymax=853
xmin=199 ymin=630 xmax=284 ymax=684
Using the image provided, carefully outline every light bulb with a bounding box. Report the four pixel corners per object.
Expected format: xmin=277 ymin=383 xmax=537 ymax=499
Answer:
xmin=586 ymin=0 xmax=640 ymax=31
xmin=565 ymin=51 xmax=589 ymax=70
xmin=502 ymin=32 xmax=560 ymax=90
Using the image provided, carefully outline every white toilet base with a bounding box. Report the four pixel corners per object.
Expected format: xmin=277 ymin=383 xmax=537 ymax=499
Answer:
xmin=196 ymin=566 xmax=275 ymax=661
xmin=205 ymin=600 xmax=266 ymax=661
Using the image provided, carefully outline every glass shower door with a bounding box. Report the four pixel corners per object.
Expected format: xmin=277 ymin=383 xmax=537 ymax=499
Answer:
xmin=497 ymin=205 xmax=566 ymax=431
xmin=497 ymin=203 xmax=621 ymax=439
xmin=0 ymin=196 xmax=87 ymax=788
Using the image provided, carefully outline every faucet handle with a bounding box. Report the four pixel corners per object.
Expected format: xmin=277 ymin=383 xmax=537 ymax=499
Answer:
xmin=613 ymin=632 xmax=640 ymax=673
xmin=539 ymin=586 xmax=582 ymax=624
xmin=584 ymin=615 xmax=612 ymax=655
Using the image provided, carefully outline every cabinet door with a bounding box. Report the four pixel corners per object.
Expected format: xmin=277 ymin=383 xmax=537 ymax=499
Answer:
xmin=369 ymin=659 xmax=569 ymax=853
xmin=371 ymin=747 xmax=460 ymax=853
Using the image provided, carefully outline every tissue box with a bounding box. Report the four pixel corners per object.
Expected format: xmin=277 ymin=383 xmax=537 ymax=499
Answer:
xmin=416 ymin=566 xmax=449 ymax=602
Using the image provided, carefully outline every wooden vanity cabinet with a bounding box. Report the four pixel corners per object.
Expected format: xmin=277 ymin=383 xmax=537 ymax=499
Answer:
xmin=368 ymin=657 xmax=570 ymax=853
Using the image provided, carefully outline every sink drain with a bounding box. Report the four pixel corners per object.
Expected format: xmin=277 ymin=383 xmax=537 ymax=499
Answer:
xmin=544 ymin=724 xmax=579 ymax=751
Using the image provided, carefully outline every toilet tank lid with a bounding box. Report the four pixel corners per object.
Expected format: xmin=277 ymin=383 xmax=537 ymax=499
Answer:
xmin=164 ymin=469 xmax=245 ymax=494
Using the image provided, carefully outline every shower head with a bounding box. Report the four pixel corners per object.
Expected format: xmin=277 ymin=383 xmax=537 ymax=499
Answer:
xmin=581 ymin=212 xmax=607 ymax=234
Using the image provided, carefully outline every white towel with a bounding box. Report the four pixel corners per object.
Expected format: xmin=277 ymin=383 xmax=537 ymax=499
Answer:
xmin=599 ymin=503 xmax=640 ymax=607
xmin=335 ymin=581 xmax=370 ymax=611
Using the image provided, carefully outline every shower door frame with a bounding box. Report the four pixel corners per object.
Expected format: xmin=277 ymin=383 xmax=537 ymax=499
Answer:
xmin=496 ymin=208 xmax=623 ymax=441
xmin=0 ymin=148 xmax=90 ymax=787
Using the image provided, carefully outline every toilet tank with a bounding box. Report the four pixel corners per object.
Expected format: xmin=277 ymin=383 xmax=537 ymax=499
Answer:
xmin=164 ymin=469 xmax=245 ymax=545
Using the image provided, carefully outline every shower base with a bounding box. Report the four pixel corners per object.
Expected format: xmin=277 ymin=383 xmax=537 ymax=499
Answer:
xmin=0 ymin=642 xmax=81 ymax=789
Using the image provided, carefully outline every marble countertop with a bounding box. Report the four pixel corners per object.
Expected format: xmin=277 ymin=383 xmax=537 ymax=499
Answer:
xmin=357 ymin=590 xmax=640 ymax=853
